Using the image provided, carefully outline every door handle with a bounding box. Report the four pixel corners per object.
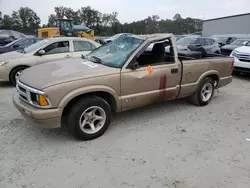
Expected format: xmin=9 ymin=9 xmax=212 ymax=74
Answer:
xmin=65 ymin=55 xmax=71 ymax=58
xmin=171 ymin=68 xmax=178 ymax=74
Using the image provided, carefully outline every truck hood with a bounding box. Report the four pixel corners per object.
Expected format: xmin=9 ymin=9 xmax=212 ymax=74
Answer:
xmin=19 ymin=58 xmax=120 ymax=89
xmin=0 ymin=50 xmax=26 ymax=61
xmin=221 ymin=45 xmax=238 ymax=51
xmin=234 ymin=46 xmax=250 ymax=53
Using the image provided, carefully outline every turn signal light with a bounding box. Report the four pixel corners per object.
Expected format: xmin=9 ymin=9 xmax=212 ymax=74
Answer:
xmin=38 ymin=94 xmax=49 ymax=106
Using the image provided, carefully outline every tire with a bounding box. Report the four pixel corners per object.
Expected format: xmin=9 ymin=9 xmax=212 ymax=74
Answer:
xmin=189 ymin=77 xmax=215 ymax=106
xmin=10 ymin=66 xmax=28 ymax=86
xmin=67 ymin=96 xmax=112 ymax=140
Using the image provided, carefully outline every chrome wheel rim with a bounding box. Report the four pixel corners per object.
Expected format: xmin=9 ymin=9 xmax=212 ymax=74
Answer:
xmin=15 ymin=70 xmax=22 ymax=81
xmin=79 ymin=106 xmax=106 ymax=134
xmin=201 ymin=83 xmax=213 ymax=102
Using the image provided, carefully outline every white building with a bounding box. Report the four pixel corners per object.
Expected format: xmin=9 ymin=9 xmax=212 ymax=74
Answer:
xmin=202 ymin=13 xmax=250 ymax=36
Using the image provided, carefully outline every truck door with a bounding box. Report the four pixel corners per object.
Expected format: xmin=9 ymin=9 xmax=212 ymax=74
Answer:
xmin=120 ymin=42 xmax=181 ymax=111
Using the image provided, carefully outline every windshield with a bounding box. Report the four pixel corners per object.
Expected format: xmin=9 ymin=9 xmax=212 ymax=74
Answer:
xmin=230 ymin=39 xmax=250 ymax=46
xmin=60 ymin=20 xmax=73 ymax=31
xmin=23 ymin=39 xmax=49 ymax=53
xmin=85 ymin=36 xmax=144 ymax=68
xmin=176 ymin=37 xmax=198 ymax=46
xmin=3 ymin=38 xmax=22 ymax=47
xmin=213 ymin=37 xmax=228 ymax=44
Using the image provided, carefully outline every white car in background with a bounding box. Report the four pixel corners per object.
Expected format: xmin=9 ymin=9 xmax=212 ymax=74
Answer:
xmin=230 ymin=41 xmax=250 ymax=75
xmin=0 ymin=37 xmax=101 ymax=85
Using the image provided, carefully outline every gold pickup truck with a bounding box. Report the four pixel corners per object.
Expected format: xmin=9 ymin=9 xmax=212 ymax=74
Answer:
xmin=12 ymin=33 xmax=233 ymax=140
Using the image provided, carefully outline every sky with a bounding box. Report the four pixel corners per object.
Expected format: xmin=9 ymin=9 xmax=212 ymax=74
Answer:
xmin=0 ymin=0 xmax=250 ymax=24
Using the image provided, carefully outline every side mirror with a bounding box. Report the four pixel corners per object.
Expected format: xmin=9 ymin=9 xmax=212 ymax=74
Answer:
xmin=13 ymin=44 xmax=19 ymax=48
xmin=128 ymin=60 xmax=140 ymax=70
xmin=195 ymin=43 xmax=202 ymax=47
xmin=37 ymin=49 xmax=45 ymax=56
xmin=218 ymin=42 xmax=224 ymax=47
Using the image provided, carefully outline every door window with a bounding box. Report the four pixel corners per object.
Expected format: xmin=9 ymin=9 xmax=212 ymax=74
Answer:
xmin=43 ymin=41 xmax=70 ymax=55
xmin=196 ymin=38 xmax=205 ymax=46
xmin=136 ymin=39 xmax=175 ymax=67
xmin=204 ymin=39 xmax=214 ymax=45
xmin=73 ymin=41 xmax=92 ymax=52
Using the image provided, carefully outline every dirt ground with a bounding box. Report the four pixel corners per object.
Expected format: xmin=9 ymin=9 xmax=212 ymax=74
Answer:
xmin=0 ymin=76 xmax=250 ymax=188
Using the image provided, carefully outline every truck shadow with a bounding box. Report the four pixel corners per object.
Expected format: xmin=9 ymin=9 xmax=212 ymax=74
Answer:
xmin=232 ymin=74 xmax=250 ymax=81
xmin=0 ymin=81 xmax=13 ymax=88
xmin=13 ymin=94 xmax=224 ymax=142
xmin=17 ymin=98 xmax=191 ymax=142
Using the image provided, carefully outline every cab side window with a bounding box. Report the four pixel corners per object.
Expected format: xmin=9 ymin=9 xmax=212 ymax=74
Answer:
xmin=73 ymin=41 xmax=93 ymax=52
xmin=136 ymin=39 xmax=175 ymax=67
xmin=43 ymin=41 xmax=70 ymax=55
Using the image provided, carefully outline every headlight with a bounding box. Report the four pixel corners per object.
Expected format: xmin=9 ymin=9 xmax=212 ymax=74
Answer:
xmin=0 ymin=61 xmax=8 ymax=66
xmin=231 ymin=50 xmax=239 ymax=57
xmin=30 ymin=92 xmax=49 ymax=106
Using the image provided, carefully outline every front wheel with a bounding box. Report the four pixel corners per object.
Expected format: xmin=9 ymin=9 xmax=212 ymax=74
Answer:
xmin=67 ymin=96 xmax=112 ymax=140
xmin=10 ymin=66 xmax=28 ymax=86
xmin=189 ymin=77 xmax=215 ymax=106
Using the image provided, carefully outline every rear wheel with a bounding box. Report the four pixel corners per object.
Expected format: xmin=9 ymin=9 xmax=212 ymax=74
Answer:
xmin=190 ymin=77 xmax=215 ymax=106
xmin=67 ymin=96 xmax=111 ymax=140
xmin=10 ymin=66 xmax=28 ymax=86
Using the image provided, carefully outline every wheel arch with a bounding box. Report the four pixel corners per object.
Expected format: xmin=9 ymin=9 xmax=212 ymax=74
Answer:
xmin=197 ymin=70 xmax=219 ymax=88
xmin=61 ymin=89 xmax=119 ymax=125
xmin=9 ymin=65 xmax=30 ymax=79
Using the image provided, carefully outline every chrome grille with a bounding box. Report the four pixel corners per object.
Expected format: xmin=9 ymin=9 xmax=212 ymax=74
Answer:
xmin=16 ymin=81 xmax=31 ymax=104
xmin=238 ymin=53 xmax=250 ymax=62
xmin=16 ymin=80 xmax=52 ymax=108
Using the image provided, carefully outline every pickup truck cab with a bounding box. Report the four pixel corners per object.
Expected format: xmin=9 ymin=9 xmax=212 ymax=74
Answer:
xmin=13 ymin=33 xmax=233 ymax=140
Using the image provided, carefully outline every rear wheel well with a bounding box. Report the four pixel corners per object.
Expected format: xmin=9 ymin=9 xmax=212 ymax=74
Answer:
xmin=62 ymin=91 xmax=117 ymax=126
xmin=206 ymin=74 xmax=219 ymax=87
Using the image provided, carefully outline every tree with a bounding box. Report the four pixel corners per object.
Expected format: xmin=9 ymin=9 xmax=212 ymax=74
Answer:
xmin=18 ymin=7 xmax=40 ymax=31
xmin=1 ymin=6 xmax=203 ymax=36
xmin=0 ymin=15 xmax=13 ymax=29
xmin=54 ymin=6 xmax=66 ymax=18
xmin=48 ymin=14 xmax=57 ymax=26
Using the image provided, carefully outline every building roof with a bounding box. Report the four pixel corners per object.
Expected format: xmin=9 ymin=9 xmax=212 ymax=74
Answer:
xmin=203 ymin=13 xmax=250 ymax=22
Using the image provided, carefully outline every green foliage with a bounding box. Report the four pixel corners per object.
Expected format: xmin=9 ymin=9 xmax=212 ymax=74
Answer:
xmin=0 ymin=6 xmax=202 ymax=36
xmin=0 ymin=7 xmax=40 ymax=34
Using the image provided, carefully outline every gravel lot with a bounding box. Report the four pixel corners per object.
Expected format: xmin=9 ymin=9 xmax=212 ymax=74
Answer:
xmin=0 ymin=76 xmax=250 ymax=188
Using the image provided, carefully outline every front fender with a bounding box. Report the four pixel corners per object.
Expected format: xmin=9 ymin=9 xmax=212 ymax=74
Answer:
xmin=58 ymin=85 xmax=121 ymax=110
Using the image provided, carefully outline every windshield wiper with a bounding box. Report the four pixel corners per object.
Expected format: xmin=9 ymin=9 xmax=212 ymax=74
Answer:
xmin=91 ymin=56 xmax=103 ymax=64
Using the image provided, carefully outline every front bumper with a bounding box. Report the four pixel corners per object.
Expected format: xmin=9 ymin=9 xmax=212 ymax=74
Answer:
xmin=0 ymin=66 xmax=10 ymax=82
xmin=12 ymin=91 xmax=63 ymax=129
xmin=233 ymin=58 xmax=250 ymax=73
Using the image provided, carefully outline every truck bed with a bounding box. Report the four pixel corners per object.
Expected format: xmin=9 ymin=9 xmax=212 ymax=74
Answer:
xmin=169 ymin=50 xmax=231 ymax=61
